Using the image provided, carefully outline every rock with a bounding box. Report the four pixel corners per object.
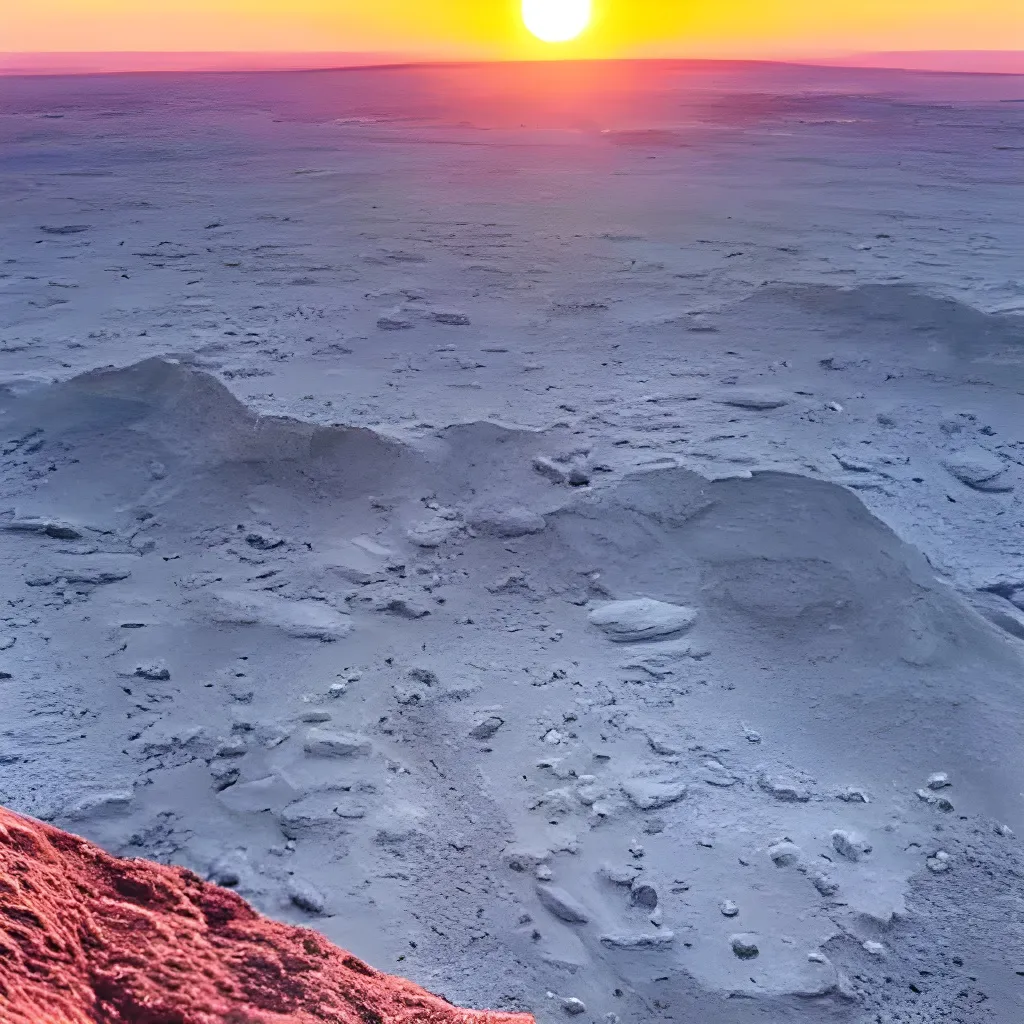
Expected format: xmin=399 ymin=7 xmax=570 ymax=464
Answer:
xmin=407 ymin=517 xmax=459 ymax=548
xmin=926 ymin=850 xmax=952 ymax=873
xmin=588 ymin=599 xmax=697 ymax=642
xmin=208 ymin=850 xmax=249 ymax=888
xmin=244 ymin=530 xmax=284 ymax=551
xmin=916 ymin=788 xmax=954 ymax=812
xmin=217 ymin=774 xmax=298 ymax=814
xmin=758 ymin=773 xmax=810 ymax=803
xmin=288 ymin=877 xmax=326 ymax=914
xmin=370 ymin=591 xmax=431 ymax=619
xmin=0 ymin=806 xmax=525 ymax=1024
xmin=213 ymin=589 xmax=352 ymax=641
xmin=599 ymin=930 xmax=674 ymax=950
xmin=562 ymin=998 xmax=587 ymax=1016
xmin=836 ymin=787 xmax=870 ymax=803
xmin=532 ymin=455 xmax=569 ymax=484
xmin=831 ymin=829 xmax=872 ymax=862
xmin=716 ymin=389 xmax=789 ymax=411
xmin=63 ymin=567 xmax=132 ymax=585
xmin=599 ymin=863 xmax=641 ymax=887
xmin=567 ymin=464 xmax=591 ymax=487
xmin=863 ymin=941 xmax=886 ymax=957
xmin=622 ymin=776 xmax=688 ymax=811
xmin=303 ymin=728 xmax=371 ymax=758
xmin=135 ymin=661 xmax=170 ymax=681
xmin=467 ymin=507 xmax=546 ymax=538
xmin=730 ymin=934 xmax=760 ymax=960
xmin=3 ymin=516 xmax=83 ymax=540
xmin=63 ymin=790 xmax=134 ymax=821
xmin=768 ymin=841 xmax=802 ymax=866
xmin=319 ymin=538 xmax=391 ymax=584
xmin=377 ymin=315 xmax=414 ymax=330
xmin=927 ymin=772 xmax=951 ymax=790
xmin=536 ymin=884 xmax=589 ymax=924
xmin=328 ymin=683 xmax=348 ymax=698
xmin=630 ymin=884 xmax=658 ymax=910
xmin=808 ymin=870 xmax=839 ymax=897
xmin=469 ymin=716 xmax=504 ymax=741
xmin=433 ymin=311 xmax=471 ymax=326
xmin=942 ymin=449 xmax=1012 ymax=491
xmin=300 ymin=710 xmax=332 ymax=724
xmin=720 ymin=899 xmax=739 ymax=917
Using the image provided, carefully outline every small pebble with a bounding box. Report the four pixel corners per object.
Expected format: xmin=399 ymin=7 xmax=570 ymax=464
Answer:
xmin=720 ymin=899 xmax=739 ymax=918
xmin=926 ymin=850 xmax=952 ymax=873
xmin=562 ymin=998 xmax=587 ymax=1016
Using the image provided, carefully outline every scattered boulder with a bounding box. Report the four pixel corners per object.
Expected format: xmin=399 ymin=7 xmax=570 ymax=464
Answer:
xmin=588 ymin=599 xmax=697 ymax=642
xmin=831 ymin=829 xmax=872 ymax=862
xmin=469 ymin=716 xmax=504 ymax=741
xmin=467 ymin=507 xmax=546 ymax=538
xmin=208 ymin=849 xmax=250 ymax=888
xmin=62 ymin=790 xmax=134 ymax=822
xmin=630 ymin=884 xmax=658 ymax=910
xmin=536 ymin=884 xmax=589 ymax=924
xmin=768 ymin=841 xmax=802 ymax=867
xmin=433 ymin=311 xmax=471 ymax=326
xmin=730 ymin=934 xmax=760 ymax=960
xmin=758 ymin=773 xmax=810 ymax=803
xmin=287 ymin=877 xmax=327 ymax=914
xmin=716 ymin=389 xmax=789 ymax=411
xmin=135 ymin=661 xmax=170 ymax=681
xmin=407 ymin=516 xmax=459 ymax=548
xmin=622 ymin=776 xmax=688 ymax=811
xmin=3 ymin=516 xmax=83 ymax=540
xmin=303 ymin=728 xmax=371 ymax=758
xmin=599 ymin=930 xmax=674 ymax=950
xmin=532 ymin=455 xmax=569 ymax=484
xmin=213 ymin=589 xmax=352 ymax=641
xmin=942 ymin=449 xmax=1012 ymax=492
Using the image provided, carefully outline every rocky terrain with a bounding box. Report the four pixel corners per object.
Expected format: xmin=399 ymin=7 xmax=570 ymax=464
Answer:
xmin=1 ymin=61 xmax=1022 ymax=1023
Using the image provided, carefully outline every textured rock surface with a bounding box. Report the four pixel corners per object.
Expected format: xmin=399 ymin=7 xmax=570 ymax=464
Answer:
xmin=0 ymin=806 xmax=530 ymax=1024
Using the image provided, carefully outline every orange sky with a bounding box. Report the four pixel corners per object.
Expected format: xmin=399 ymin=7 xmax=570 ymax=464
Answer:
xmin=4 ymin=0 xmax=1022 ymax=59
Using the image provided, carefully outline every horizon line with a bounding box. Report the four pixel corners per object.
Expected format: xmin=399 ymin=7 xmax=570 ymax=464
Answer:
xmin=2 ymin=49 xmax=1023 ymax=79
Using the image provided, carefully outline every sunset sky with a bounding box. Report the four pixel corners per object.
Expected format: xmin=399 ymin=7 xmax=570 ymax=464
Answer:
xmin=4 ymin=0 xmax=1022 ymax=60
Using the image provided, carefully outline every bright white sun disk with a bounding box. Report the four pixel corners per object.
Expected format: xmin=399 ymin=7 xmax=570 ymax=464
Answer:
xmin=522 ymin=0 xmax=591 ymax=44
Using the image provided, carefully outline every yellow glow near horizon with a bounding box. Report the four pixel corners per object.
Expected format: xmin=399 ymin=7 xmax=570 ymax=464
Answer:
xmin=522 ymin=0 xmax=592 ymax=44
xmin=2 ymin=1 xmax=1022 ymax=60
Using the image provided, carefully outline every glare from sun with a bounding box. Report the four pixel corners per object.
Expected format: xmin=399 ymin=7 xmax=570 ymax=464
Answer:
xmin=522 ymin=0 xmax=592 ymax=44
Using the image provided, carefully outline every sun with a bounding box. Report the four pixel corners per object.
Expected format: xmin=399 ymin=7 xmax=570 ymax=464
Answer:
xmin=522 ymin=0 xmax=592 ymax=44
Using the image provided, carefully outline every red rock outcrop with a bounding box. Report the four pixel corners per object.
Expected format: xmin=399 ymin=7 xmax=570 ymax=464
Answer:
xmin=0 ymin=806 xmax=532 ymax=1024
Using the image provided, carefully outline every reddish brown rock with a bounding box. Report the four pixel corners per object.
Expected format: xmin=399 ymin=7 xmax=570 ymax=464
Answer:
xmin=0 ymin=806 xmax=531 ymax=1024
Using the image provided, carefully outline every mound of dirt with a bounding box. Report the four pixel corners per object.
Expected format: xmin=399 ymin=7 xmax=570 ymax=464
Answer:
xmin=0 ymin=805 xmax=529 ymax=1024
